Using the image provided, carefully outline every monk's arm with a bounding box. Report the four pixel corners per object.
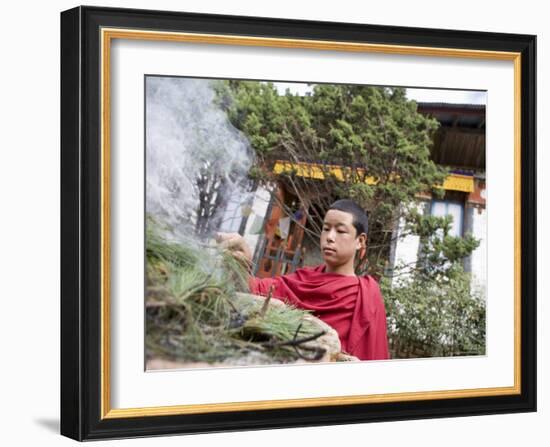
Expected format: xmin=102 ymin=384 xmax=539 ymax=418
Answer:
xmin=216 ymin=232 xmax=291 ymax=300
xmin=248 ymin=276 xmax=279 ymax=296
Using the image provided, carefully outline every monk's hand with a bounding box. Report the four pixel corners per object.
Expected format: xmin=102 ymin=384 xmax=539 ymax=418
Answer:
xmin=215 ymin=232 xmax=252 ymax=263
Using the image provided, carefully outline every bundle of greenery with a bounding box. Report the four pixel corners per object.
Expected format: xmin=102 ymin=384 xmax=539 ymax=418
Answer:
xmin=145 ymin=218 xmax=341 ymax=367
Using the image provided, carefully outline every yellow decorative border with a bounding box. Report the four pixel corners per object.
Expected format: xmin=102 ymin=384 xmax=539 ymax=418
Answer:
xmin=100 ymin=27 xmax=522 ymax=419
xmin=272 ymin=160 xmax=476 ymax=193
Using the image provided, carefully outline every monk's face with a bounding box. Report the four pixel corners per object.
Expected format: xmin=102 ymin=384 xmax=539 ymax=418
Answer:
xmin=320 ymin=209 xmax=366 ymax=270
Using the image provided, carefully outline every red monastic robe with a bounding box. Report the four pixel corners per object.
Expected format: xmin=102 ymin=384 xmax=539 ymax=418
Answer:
xmin=249 ymin=264 xmax=389 ymax=361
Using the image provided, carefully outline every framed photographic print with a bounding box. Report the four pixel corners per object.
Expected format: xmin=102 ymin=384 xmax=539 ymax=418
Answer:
xmin=60 ymin=5 xmax=536 ymax=441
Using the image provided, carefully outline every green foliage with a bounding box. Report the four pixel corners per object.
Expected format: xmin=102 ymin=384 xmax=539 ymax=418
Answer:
xmin=146 ymin=218 xmax=324 ymax=365
xmin=403 ymin=208 xmax=481 ymax=278
xmin=215 ymin=80 xmax=451 ymax=276
xmin=381 ymin=266 xmax=486 ymax=357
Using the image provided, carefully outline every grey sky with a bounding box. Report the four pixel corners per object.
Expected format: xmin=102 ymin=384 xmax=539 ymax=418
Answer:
xmin=271 ymin=82 xmax=486 ymax=105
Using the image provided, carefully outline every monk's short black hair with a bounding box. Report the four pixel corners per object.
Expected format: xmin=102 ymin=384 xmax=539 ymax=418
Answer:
xmin=327 ymin=199 xmax=368 ymax=237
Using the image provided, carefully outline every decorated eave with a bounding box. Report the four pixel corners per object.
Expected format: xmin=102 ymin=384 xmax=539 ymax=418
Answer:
xmin=417 ymin=102 xmax=486 ymax=172
xmin=272 ymin=160 xmax=474 ymax=193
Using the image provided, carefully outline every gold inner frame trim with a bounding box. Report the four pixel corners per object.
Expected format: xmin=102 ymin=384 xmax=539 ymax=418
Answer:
xmin=100 ymin=27 xmax=522 ymax=420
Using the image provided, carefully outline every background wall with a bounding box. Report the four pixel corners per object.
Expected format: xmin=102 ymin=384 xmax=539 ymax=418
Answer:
xmin=0 ymin=0 xmax=545 ymax=445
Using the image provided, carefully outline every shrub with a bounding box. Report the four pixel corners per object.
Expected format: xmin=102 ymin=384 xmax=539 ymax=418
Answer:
xmin=381 ymin=266 xmax=486 ymax=358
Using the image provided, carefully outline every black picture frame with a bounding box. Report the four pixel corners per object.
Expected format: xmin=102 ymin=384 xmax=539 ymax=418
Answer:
xmin=60 ymin=5 xmax=536 ymax=441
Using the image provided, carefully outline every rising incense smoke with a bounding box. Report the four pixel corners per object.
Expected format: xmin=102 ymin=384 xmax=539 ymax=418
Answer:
xmin=145 ymin=76 xmax=254 ymax=245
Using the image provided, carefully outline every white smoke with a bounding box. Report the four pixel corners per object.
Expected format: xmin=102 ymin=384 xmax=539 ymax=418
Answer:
xmin=145 ymin=76 xmax=254 ymax=243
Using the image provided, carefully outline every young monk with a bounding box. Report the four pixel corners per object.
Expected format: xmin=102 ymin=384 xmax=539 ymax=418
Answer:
xmin=217 ymin=199 xmax=389 ymax=361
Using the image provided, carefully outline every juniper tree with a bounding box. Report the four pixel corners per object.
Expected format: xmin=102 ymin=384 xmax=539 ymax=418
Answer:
xmin=215 ymin=80 xmax=479 ymax=278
